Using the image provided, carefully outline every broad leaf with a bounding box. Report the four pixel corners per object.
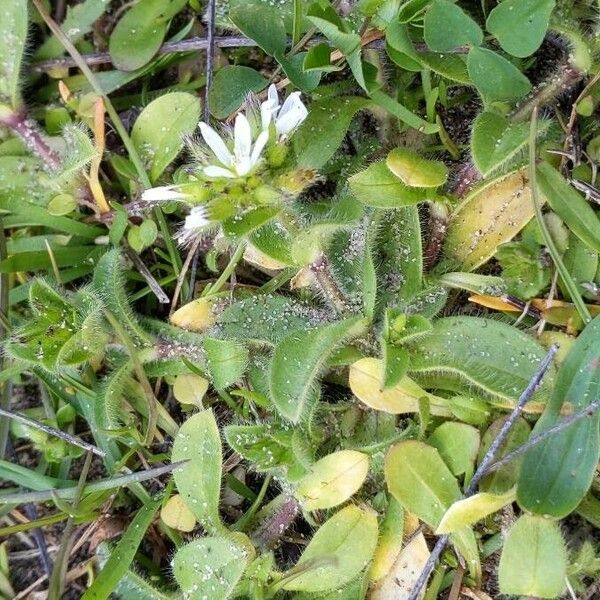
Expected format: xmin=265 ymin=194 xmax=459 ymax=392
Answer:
xmin=131 ymin=92 xmax=201 ymax=182
xmin=498 ymin=514 xmax=567 ymax=597
xmin=282 ymin=505 xmax=378 ymax=592
xmin=487 ymin=0 xmax=555 ymax=58
xmin=172 ymin=410 xmax=224 ymax=533
xmin=270 ymin=317 xmax=366 ymax=422
xmin=424 ymin=0 xmax=483 ymax=52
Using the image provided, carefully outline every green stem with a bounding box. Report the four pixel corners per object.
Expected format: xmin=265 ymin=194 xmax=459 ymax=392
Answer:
xmin=528 ymin=109 xmax=591 ymax=324
xmin=201 ymin=244 xmax=245 ymax=297
xmin=47 ymin=450 xmax=93 ymax=600
xmin=0 ymin=217 xmax=9 ymax=459
xmin=104 ymin=311 xmax=158 ymax=444
xmin=232 ymin=474 xmax=272 ymax=532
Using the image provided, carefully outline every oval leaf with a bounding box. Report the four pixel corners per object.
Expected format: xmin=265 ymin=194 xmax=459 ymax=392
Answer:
xmin=386 ymin=148 xmax=448 ymax=188
xmin=295 ymin=450 xmax=369 ymax=511
xmin=172 ymin=410 xmax=223 ymax=533
xmin=424 ymin=0 xmax=483 ymax=52
xmin=282 ymin=504 xmax=379 ymax=592
xmin=444 ymin=169 xmax=537 ymax=270
xmin=349 ymin=161 xmax=427 ymax=208
xmin=487 ymin=0 xmax=556 ymax=58
xmin=498 ymin=514 xmax=567 ymax=598
xmin=131 ymin=92 xmax=201 ymax=182
xmin=467 ymin=47 xmax=531 ymax=101
xmin=173 ymin=536 xmax=251 ymax=599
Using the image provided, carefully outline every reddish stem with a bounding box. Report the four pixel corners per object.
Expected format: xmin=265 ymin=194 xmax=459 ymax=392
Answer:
xmin=0 ymin=110 xmax=60 ymax=170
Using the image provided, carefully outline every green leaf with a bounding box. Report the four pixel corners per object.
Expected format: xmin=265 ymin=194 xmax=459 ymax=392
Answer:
xmin=478 ymin=416 xmax=531 ymax=493
xmin=172 ymin=410 xmax=224 ymax=534
xmin=131 ymin=92 xmax=201 ymax=182
xmin=385 ymin=440 xmax=461 ymax=528
xmin=368 ymin=89 xmax=440 ymax=134
xmin=428 ymin=422 xmax=480 ymax=477
xmin=203 ymin=337 xmax=249 ymax=389
xmin=496 ymin=240 xmax=551 ymax=299
xmin=282 ymin=505 xmax=379 ymax=592
xmin=471 ymin=111 xmax=538 ymax=177
xmin=423 ymin=0 xmax=483 ymax=52
xmin=269 ymin=317 xmax=366 ymax=422
xmin=382 ymin=344 xmax=409 ymax=390
xmin=34 ymin=0 xmax=110 ymax=61
xmin=92 ymin=250 xmax=150 ymax=345
xmin=386 ymin=148 xmax=448 ymax=188
xmin=230 ymin=3 xmax=287 ymax=56
xmin=209 ymin=66 xmax=268 ymax=119
xmin=349 ymin=161 xmax=427 ymax=208
xmin=536 ymin=161 xmax=600 ymax=254
xmin=173 ymin=535 xmax=251 ymax=599
xmin=487 ymin=0 xmax=555 ymax=58
xmin=385 ymin=440 xmax=480 ymax=580
xmin=0 ymin=0 xmax=27 ymax=108
xmin=81 ymin=499 xmax=160 ymax=600
xmin=303 ymin=43 xmax=340 ymax=72
xmin=498 ymin=514 xmax=567 ymax=598
xmin=294 ymin=96 xmax=371 ymax=169
xmin=276 ymin=52 xmax=322 ymax=92
xmin=109 ymin=0 xmax=188 ymax=71
xmin=406 ymin=316 xmax=555 ymax=407
xmin=295 ymin=450 xmax=369 ymax=511
xmin=224 ymin=424 xmax=302 ymax=475
xmin=517 ymin=315 xmax=600 ymax=517
xmin=467 ymin=47 xmax=531 ymax=101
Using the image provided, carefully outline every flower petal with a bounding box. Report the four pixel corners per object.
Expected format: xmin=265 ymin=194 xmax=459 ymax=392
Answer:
xmin=199 ymin=122 xmax=233 ymax=167
xmin=278 ymin=91 xmax=303 ymax=118
xmin=268 ymin=84 xmax=279 ymax=106
xmin=184 ymin=206 xmax=209 ymax=230
xmin=234 ymin=114 xmax=252 ymax=163
xmin=250 ymin=130 xmax=269 ymax=166
xmin=276 ymin=97 xmax=308 ymax=136
xmin=261 ymin=85 xmax=281 ymax=130
xmin=204 ymin=165 xmax=237 ymax=179
xmin=141 ymin=185 xmax=187 ymax=203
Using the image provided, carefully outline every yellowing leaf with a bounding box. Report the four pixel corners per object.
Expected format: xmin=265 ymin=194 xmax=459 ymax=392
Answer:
xmin=349 ymin=357 xmax=451 ymax=416
xmin=369 ymin=497 xmax=404 ymax=582
xmin=173 ymin=373 xmax=209 ymax=408
xmin=436 ymin=488 xmax=516 ymax=534
xmin=170 ymin=298 xmax=217 ymax=332
xmin=386 ymin=148 xmax=448 ymax=188
xmin=444 ymin=169 xmax=538 ymax=270
xmin=370 ymin=528 xmax=430 ymax=599
xmin=160 ymin=494 xmax=197 ymax=532
xmin=295 ymin=450 xmax=369 ymax=511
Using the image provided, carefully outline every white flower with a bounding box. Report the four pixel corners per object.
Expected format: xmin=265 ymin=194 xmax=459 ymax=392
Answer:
xmin=176 ymin=206 xmax=210 ymax=246
xmin=199 ymin=114 xmax=268 ymax=179
xmin=184 ymin=205 xmax=210 ymax=230
xmin=141 ymin=185 xmax=188 ymax=203
xmin=262 ymin=84 xmax=308 ymax=139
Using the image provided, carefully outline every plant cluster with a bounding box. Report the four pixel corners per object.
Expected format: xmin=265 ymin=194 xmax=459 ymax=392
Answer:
xmin=1 ymin=1 xmax=600 ymax=599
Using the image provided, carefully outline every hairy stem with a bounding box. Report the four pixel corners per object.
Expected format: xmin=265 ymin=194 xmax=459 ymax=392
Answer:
xmin=0 ymin=110 xmax=60 ymax=170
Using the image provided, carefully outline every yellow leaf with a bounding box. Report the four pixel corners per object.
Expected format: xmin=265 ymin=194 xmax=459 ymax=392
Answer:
xmin=160 ymin=494 xmax=196 ymax=532
xmin=436 ymin=487 xmax=516 ymax=534
xmin=349 ymin=357 xmax=451 ymax=416
xmin=173 ymin=373 xmax=209 ymax=408
xmin=170 ymin=298 xmax=217 ymax=332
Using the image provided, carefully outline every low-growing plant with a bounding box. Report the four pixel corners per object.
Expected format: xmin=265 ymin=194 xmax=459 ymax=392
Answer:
xmin=1 ymin=0 xmax=600 ymax=599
